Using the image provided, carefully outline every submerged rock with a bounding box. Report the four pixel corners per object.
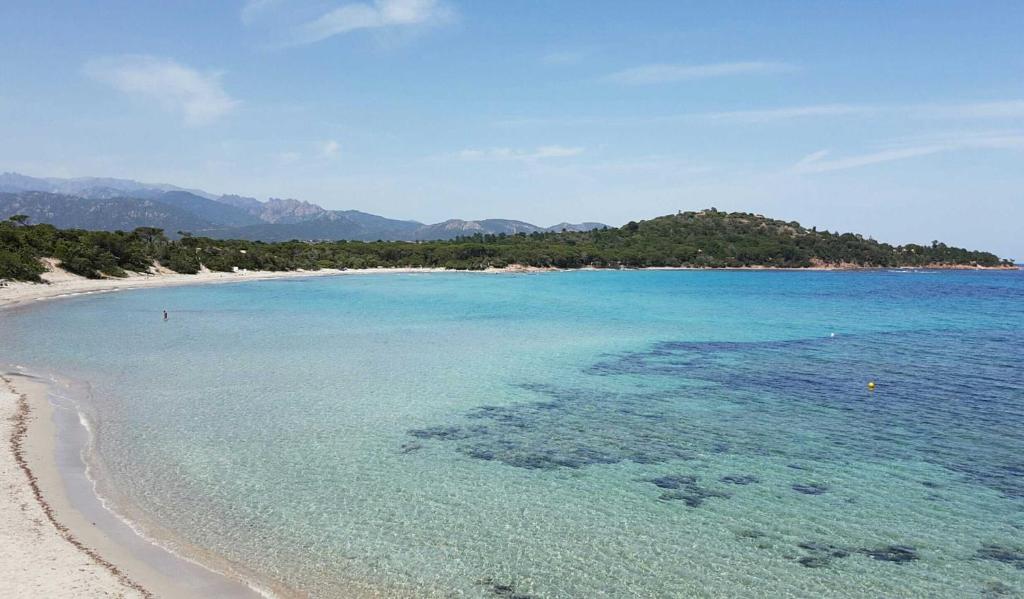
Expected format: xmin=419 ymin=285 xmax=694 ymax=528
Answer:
xmin=407 ymin=425 xmax=467 ymax=440
xmin=792 ymin=482 xmax=829 ymax=495
xmin=399 ymin=441 xmax=422 ymax=454
xmin=795 ymin=541 xmax=851 ymax=568
xmin=861 ymin=545 xmax=919 ymax=563
xmin=721 ymin=474 xmax=760 ymax=485
xmin=982 ymin=581 xmax=1016 ymax=597
xmin=798 ymin=556 xmax=831 ymax=568
xmin=647 ymin=474 xmax=698 ymax=489
xmin=976 ymin=544 xmax=1024 ymax=569
xmin=478 ymin=577 xmax=534 ymax=599
xmin=798 ymin=542 xmax=850 ymax=558
xmin=651 ymin=476 xmax=731 ymax=507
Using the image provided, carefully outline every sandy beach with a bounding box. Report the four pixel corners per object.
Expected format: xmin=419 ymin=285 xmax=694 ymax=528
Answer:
xmin=0 ymin=372 xmax=149 ymax=598
xmin=0 ymin=263 xmax=463 ymax=310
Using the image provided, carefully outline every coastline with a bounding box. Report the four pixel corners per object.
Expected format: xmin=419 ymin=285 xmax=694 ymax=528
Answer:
xmin=0 ymin=265 xmax=448 ymax=310
xmin=0 ymin=369 xmax=288 ymax=598
xmin=1 ymin=371 xmax=149 ymax=598
xmin=2 ymin=261 xmax=1017 ymax=311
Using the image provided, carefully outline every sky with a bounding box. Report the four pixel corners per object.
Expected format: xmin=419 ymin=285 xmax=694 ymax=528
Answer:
xmin=1 ymin=1 xmax=1022 ymax=258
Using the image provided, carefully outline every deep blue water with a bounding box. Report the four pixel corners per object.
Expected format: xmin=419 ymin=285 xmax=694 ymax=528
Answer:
xmin=1 ymin=270 xmax=1022 ymax=597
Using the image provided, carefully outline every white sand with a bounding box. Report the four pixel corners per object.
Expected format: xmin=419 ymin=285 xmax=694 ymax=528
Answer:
xmin=0 ymin=263 xmax=467 ymax=310
xmin=1 ymin=374 xmax=148 ymax=598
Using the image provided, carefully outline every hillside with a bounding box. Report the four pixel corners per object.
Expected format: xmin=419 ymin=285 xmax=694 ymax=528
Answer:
xmin=0 ymin=192 xmax=216 ymax=232
xmin=0 ymin=173 xmax=608 ymax=241
xmin=0 ymin=209 xmax=1011 ymax=282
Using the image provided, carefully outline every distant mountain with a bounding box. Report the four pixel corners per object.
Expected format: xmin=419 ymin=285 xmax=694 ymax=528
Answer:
xmin=545 ymin=222 xmax=608 ymax=233
xmin=0 ymin=192 xmax=215 ymax=233
xmin=205 ymin=210 xmax=423 ymax=242
xmin=0 ymin=172 xmax=216 ymax=199
xmin=155 ymin=191 xmax=263 ymax=228
xmin=0 ymin=172 xmax=608 ymax=241
xmin=413 ymin=219 xmax=544 ymax=239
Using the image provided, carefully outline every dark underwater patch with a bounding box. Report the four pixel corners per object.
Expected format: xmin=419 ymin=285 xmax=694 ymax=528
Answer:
xmin=792 ymin=482 xmax=829 ymax=495
xmin=478 ymin=577 xmax=534 ymax=599
xmin=860 ymin=545 xmax=919 ymax=563
xmin=795 ymin=541 xmax=851 ymax=568
xmin=644 ymin=475 xmax=731 ymax=507
xmin=976 ymin=544 xmax=1024 ymax=569
xmin=403 ymin=329 xmax=1024 ymax=502
xmin=721 ymin=474 xmax=760 ymax=485
xmin=982 ymin=581 xmax=1016 ymax=597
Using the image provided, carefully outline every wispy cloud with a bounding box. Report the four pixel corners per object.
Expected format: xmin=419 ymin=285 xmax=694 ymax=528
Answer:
xmin=605 ymin=61 xmax=796 ymax=85
xmin=794 ymin=131 xmax=1024 ymax=174
xmin=696 ymin=104 xmax=874 ymax=123
xmin=914 ymin=100 xmax=1024 ymax=119
xmin=288 ymin=0 xmax=454 ymax=46
xmin=83 ymin=55 xmax=237 ymax=125
xmin=241 ymin=0 xmax=284 ymax=25
xmin=454 ymin=145 xmax=585 ymax=161
xmin=320 ymin=140 xmax=341 ymax=158
xmin=496 ymin=98 xmax=1024 ymax=129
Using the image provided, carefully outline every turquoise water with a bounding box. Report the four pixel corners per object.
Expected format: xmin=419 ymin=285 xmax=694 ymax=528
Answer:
xmin=1 ymin=270 xmax=1022 ymax=597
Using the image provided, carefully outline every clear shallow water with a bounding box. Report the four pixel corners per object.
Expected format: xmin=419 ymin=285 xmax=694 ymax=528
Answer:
xmin=1 ymin=270 xmax=1022 ymax=598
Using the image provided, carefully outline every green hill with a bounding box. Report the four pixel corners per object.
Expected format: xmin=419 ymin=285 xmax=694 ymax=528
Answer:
xmin=0 ymin=209 xmax=1011 ymax=282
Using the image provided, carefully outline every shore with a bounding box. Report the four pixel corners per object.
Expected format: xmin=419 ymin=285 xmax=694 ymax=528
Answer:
xmin=0 ymin=372 xmax=150 ymax=598
xmin=3 ymin=261 xmax=1017 ymax=311
xmin=0 ymin=264 xmax=461 ymax=310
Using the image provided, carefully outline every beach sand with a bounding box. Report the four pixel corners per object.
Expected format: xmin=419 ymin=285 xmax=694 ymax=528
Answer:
xmin=0 ymin=263 xmax=463 ymax=310
xmin=1 ymin=373 xmax=149 ymax=598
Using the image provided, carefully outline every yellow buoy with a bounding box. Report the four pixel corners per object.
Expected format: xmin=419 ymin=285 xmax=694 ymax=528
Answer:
xmin=867 ymin=381 xmax=876 ymax=391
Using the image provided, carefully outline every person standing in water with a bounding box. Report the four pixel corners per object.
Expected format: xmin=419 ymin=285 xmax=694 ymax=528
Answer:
xmin=163 ymin=310 xmax=168 ymax=321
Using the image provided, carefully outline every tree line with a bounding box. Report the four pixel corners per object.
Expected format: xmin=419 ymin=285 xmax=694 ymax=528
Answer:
xmin=0 ymin=209 xmax=1011 ymax=282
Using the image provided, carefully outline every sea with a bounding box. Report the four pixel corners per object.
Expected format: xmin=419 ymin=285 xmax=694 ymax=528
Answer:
xmin=1 ymin=270 xmax=1022 ymax=598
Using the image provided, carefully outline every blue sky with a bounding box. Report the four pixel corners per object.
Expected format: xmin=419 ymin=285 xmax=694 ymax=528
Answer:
xmin=1 ymin=1 xmax=1022 ymax=258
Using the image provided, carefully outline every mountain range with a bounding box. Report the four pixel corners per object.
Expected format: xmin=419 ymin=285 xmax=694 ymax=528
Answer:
xmin=0 ymin=172 xmax=607 ymax=241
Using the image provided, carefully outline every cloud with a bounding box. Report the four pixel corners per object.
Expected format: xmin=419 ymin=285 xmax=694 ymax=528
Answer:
xmin=793 ymin=132 xmax=1024 ymax=174
xmin=289 ymin=0 xmax=454 ymax=46
xmin=84 ymin=56 xmax=237 ymax=125
xmin=241 ymin=0 xmax=284 ymax=24
xmin=695 ymin=104 xmax=874 ymax=123
xmin=455 ymin=145 xmax=585 ymax=161
xmin=320 ymin=140 xmax=341 ymax=157
xmin=496 ymin=98 xmax=1024 ymax=130
xmin=914 ymin=100 xmax=1024 ymax=119
xmin=605 ymin=61 xmax=796 ymax=85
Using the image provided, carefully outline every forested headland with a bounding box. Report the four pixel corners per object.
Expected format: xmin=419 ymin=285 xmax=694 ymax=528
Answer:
xmin=0 ymin=209 xmax=1012 ymax=282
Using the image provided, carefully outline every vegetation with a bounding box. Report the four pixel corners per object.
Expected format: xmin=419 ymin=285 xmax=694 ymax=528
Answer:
xmin=0 ymin=209 xmax=1011 ymax=282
